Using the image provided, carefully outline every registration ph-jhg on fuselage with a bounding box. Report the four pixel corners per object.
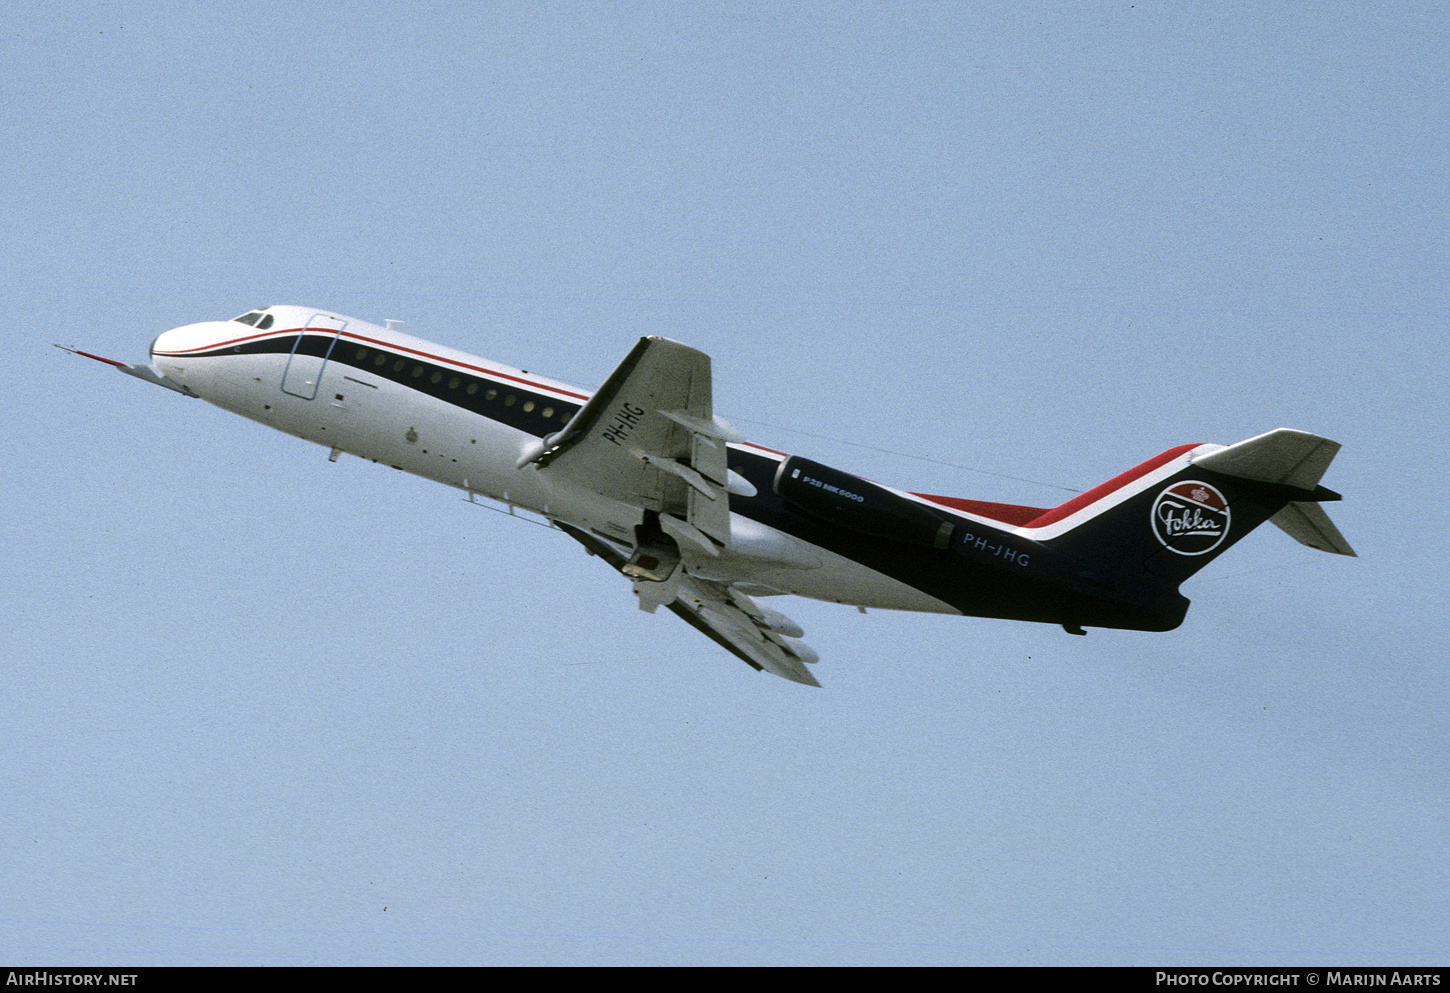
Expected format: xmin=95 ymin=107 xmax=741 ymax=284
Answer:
xmin=62 ymin=304 xmax=1354 ymax=687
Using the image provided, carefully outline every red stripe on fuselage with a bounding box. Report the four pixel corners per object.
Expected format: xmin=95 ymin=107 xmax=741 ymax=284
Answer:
xmin=152 ymin=329 xmax=285 ymax=354
xmin=156 ymin=327 xmax=803 ymax=456
xmin=154 ymin=327 xmax=592 ymax=402
xmin=915 ymin=494 xmax=1049 ymax=527
xmin=1021 ymin=443 xmax=1201 ymax=529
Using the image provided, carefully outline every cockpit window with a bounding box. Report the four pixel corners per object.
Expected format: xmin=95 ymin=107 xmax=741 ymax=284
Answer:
xmin=232 ymin=311 xmax=275 ymax=329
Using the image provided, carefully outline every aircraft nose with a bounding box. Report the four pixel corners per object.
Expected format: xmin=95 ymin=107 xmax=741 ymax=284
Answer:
xmin=150 ymin=320 xmax=237 ymax=360
xmin=150 ymin=324 xmax=199 ymax=360
xmin=149 ymin=321 xmax=228 ymax=393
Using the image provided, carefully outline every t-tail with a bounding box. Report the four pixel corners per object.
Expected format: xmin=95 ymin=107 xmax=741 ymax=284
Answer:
xmin=1018 ymin=429 xmax=1354 ymax=631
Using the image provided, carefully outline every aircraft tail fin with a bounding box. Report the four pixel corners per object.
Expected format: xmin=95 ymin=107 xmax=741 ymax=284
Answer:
xmin=1025 ymin=429 xmax=1352 ymax=591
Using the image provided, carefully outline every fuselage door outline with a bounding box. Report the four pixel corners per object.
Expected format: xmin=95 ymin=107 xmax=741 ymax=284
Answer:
xmin=281 ymin=314 xmax=348 ymax=400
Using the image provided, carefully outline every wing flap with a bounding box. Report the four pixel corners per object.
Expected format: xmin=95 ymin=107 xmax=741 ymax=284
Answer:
xmin=554 ymin=523 xmax=822 ymax=687
xmin=522 ymin=336 xmax=732 ymax=545
xmin=673 ymin=575 xmax=820 ymax=686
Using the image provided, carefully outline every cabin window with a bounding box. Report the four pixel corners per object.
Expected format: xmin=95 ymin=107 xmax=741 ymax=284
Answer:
xmin=485 ymin=388 xmax=497 ymax=401
xmin=465 ymin=382 xmax=478 ymax=395
xmin=522 ymin=400 xmax=535 ymax=413
xmin=542 ymin=406 xmax=554 ymax=419
xmin=355 ymin=348 xmax=368 ymax=362
xmin=430 ymin=370 xmax=443 ymax=385
xmin=448 ymin=376 xmax=460 ymax=390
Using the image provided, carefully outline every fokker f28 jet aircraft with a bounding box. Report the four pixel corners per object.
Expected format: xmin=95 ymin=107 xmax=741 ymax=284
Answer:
xmin=61 ymin=305 xmax=1355 ymax=687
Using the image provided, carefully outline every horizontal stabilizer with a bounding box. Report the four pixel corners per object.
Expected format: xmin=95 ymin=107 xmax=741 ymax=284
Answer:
xmin=1269 ymin=501 xmax=1357 ymax=556
xmin=1193 ymin=428 xmax=1340 ymax=491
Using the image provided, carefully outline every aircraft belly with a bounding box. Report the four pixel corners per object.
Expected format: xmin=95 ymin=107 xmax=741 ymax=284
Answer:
xmin=203 ymin=356 xmax=275 ymax=421
xmin=682 ymin=519 xmax=957 ymax=614
xmin=764 ymin=548 xmax=959 ymax=613
xmin=530 ymin=482 xmax=641 ymax=543
xmin=191 ymin=354 xmax=498 ymax=493
xmin=357 ymin=382 xmax=520 ymax=492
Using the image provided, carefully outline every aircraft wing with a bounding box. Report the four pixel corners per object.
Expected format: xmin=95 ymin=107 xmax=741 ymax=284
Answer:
xmin=55 ymin=344 xmax=194 ymax=395
xmin=556 ymin=523 xmax=822 ymax=687
xmin=538 ymin=340 xmax=819 ymax=686
xmin=519 ymin=336 xmax=733 ymax=548
xmin=665 ymin=572 xmax=821 ymax=687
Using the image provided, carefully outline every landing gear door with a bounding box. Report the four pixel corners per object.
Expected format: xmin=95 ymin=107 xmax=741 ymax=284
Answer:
xmin=281 ymin=314 xmax=347 ymax=400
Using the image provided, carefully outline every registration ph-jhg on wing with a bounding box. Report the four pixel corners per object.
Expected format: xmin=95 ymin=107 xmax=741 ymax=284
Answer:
xmin=60 ymin=306 xmax=1355 ymax=687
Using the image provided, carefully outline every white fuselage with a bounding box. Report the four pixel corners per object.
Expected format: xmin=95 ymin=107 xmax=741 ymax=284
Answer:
xmin=150 ymin=305 xmax=959 ymax=615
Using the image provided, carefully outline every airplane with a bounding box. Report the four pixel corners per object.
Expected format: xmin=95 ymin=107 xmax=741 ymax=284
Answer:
xmin=59 ymin=304 xmax=1355 ymax=687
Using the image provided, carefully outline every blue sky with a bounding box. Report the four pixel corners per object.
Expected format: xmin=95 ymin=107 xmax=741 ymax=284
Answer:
xmin=4 ymin=2 xmax=1446 ymax=965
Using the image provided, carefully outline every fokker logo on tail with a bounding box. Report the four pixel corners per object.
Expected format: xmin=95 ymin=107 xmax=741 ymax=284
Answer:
xmin=1151 ymin=480 xmax=1230 ymax=555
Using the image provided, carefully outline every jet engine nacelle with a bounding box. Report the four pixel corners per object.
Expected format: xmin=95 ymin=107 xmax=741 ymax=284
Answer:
xmin=773 ymin=455 xmax=956 ymax=550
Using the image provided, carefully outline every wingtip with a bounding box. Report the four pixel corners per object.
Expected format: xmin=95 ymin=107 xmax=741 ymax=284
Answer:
xmin=777 ymin=666 xmax=822 ymax=688
xmin=55 ymin=344 xmax=130 ymax=369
